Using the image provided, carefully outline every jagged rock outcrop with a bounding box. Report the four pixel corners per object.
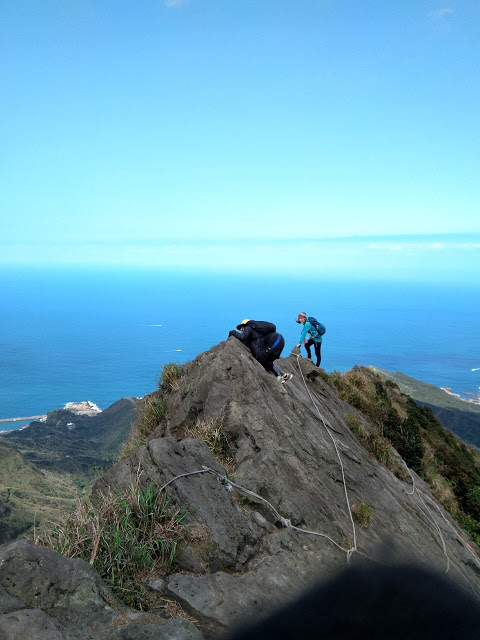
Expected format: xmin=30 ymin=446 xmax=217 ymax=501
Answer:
xmin=2 ymin=338 xmax=480 ymax=638
xmin=93 ymin=338 xmax=480 ymax=632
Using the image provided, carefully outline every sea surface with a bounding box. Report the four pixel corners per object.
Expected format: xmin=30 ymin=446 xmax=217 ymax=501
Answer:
xmin=1 ymin=267 xmax=479 ymax=431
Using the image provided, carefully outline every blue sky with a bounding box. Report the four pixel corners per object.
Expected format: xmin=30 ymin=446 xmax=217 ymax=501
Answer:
xmin=1 ymin=1 xmax=479 ymax=278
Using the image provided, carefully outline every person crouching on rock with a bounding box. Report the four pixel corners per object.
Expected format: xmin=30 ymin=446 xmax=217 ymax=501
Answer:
xmin=229 ymin=319 xmax=293 ymax=384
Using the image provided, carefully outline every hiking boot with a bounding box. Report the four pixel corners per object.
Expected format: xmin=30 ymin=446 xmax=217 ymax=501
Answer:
xmin=281 ymin=373 xmax=293 ymax=384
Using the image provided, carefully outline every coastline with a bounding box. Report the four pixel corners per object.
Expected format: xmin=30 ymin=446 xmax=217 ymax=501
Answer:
xmin=440 ymin=387 xmax=480 ymax=405
xmin=0 ymin=401 xmax=102 ymax=433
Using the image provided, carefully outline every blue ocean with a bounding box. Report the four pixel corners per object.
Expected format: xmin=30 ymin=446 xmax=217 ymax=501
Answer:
xmin=1 ymin=267 xmax=479 ymax=431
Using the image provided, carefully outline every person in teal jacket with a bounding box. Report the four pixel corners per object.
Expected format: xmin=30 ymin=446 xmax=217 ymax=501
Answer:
xmin=296 ymin=312 xmax=322 ymax=367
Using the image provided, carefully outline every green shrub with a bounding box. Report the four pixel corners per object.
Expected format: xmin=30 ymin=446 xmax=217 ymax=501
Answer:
xmin=464 ymin=486 xmax=480 ymax=521
xmin=454 ymin=511 xmax=480 ymax=548
xmin=344 ymin=413 xmax=402 ymax=476
xmin=316 ymin=369 xmax=332 ymax=385
xmin=344 ymin=414 xmax=367 ymax=439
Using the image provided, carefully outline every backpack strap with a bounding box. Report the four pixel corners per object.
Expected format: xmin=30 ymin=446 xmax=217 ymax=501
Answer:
xmin=270 ymin=334 xmax=281 ymax=350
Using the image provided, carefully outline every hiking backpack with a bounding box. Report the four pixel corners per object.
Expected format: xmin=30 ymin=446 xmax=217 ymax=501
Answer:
xmin=308 ymin=316 xmax=326 ymax=336
xmin=248 ymin=320 xmax=276 ymax=336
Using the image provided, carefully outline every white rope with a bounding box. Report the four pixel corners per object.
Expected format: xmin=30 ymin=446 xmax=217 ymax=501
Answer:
xmin=401 ymin=448 xmax=480 ymax=585
xmin=291 ymin=353 xmax=357 ymax=558
xmin=206 ymin=468 xmax=355 ymax=556
xmin=158 ymin=468 xmax=210 ymax=493
xmin=392 ymin=463 xmax=480 ymax=596
xmin=417 ymin=490 xmax=450 ymax=572
xmin=156 ymin=465 xmax=358 ymax=557
xmin=422 ymin=490 xmax=480 ymax=571
xmin=403 ymin=460 xmax=449 ymax=570
xmin=402 ymin=460 xmax=415 ymax=495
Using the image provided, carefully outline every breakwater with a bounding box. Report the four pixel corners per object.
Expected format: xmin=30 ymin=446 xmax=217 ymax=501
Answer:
xmin=0 ymin=415 xmax=46 ymax=423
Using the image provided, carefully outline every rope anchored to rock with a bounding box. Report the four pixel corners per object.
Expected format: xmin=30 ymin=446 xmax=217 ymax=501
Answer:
xmin=158 ymin=465 xmax=357 ymax=558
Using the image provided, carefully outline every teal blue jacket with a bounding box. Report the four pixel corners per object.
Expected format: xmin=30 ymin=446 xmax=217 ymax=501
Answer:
xmin=299 ymin=321 xmax=322 ymax=344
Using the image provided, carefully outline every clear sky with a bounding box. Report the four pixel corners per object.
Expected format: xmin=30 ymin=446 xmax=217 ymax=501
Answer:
xmin=1 ymin=1 xmax=479 ymax=278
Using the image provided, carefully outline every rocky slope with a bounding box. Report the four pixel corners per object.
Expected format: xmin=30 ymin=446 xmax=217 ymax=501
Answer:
xmin=96 ymin=339 xmax=480 ymax=628
xmin=1 ymin=338 xmax=480 ymax=639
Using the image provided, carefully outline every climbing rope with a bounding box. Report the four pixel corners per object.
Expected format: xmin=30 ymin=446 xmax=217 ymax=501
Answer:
xmin=292 ymin=353 xmax=357 ymax=559
xmin=403 ymin=462 xmax=480 ymax=596
xmin=152 ymin=354 xmax=361 ymax=561
xmin=157 ymin=465 xmax=357 ymax=557
xmin=207 ymin=467 xmax=356 ymax=557
xmin=401 ymin=460 xmax=450 ymax=572
xmin=291 ymin=354 xmax=479 ymax=583
xmin=158 ymin=468 xmax=210 ymax=494
xmin=404 ymin=460 xmax=480 ymax=571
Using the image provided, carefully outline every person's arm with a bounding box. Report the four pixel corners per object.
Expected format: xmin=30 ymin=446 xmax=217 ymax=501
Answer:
xmin=296 ymin=322 xmax=312 ymax=346
xmin=229 ymin=325 xmax=253 ymax=342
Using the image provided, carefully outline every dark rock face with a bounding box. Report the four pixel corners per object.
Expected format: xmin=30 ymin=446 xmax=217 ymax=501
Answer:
xmin=95 ymin=338 xmax=480 ymax=631
xmin=1 ymin=338 xmax=480 ymax=638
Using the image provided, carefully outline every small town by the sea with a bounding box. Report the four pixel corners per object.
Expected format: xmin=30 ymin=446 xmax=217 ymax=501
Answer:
xmin=0 ymin=401 xmax=102 ymax=433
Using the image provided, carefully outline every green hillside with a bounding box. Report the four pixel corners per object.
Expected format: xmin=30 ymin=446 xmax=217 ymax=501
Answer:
xmin=331 ymin=366 xmax=480 ymax=545
xmin=0 ymin=446 xmax=80 ymax=543
xmin=0 ymin=397 xmax=137 ymax=543
xmin=0 ymin=397 xmax=137 ymax=475
xmin=369 ymin=367 xmax=480 ymax=449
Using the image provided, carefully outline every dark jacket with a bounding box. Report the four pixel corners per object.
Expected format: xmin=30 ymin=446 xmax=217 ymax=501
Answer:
xmin=229 ymin=320 xmax=284 ymax=365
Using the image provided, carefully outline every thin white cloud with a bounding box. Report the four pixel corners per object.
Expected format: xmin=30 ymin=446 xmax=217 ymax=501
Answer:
xmin=366 ymin=240 xmax=480 ymax=253
xmin=428 ymin=8 xmax=454 ymax=20
xmin=165 ymin=0 xmax=186 ymax=7
xmin=427 ymin=7 xmax=455 ymax=32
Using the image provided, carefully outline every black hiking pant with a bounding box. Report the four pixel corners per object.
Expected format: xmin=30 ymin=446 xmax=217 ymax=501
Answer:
xmin=305 ymin=339 xmax=322 ymax=367
xmin=257 ymin=335 xmax=285 ymax=376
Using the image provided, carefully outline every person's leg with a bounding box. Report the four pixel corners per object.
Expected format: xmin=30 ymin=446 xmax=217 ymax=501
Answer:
xmin=269 ymin=337 xmax=291 ymax=381
xmin=304 ymin=339 xmax=314 ymax=360
xmin=314 ymin=341 xmax=322 ymax=367
xmin=270 ymin=336 xmax=286 ymax=376
xmin=272 ymin=361 xmax=285 ymax=377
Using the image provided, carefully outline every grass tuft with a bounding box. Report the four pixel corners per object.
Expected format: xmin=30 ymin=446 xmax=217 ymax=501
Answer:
xmin=158 ymin=363 xmax=183 ymax=392
xmin=352 ymin=502 xmax=373 ymax=528
xmin=184 ymin=418 xmax=236 ymax=473
xmin=119 ymin=396 xmax=167 ymax=460
xmin=36 ymin=480 xmax=186 ymax=610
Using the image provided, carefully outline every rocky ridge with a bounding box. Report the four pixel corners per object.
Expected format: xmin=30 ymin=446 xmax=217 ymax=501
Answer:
xmin=1 ymin=337 xmax=480 ymax=639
